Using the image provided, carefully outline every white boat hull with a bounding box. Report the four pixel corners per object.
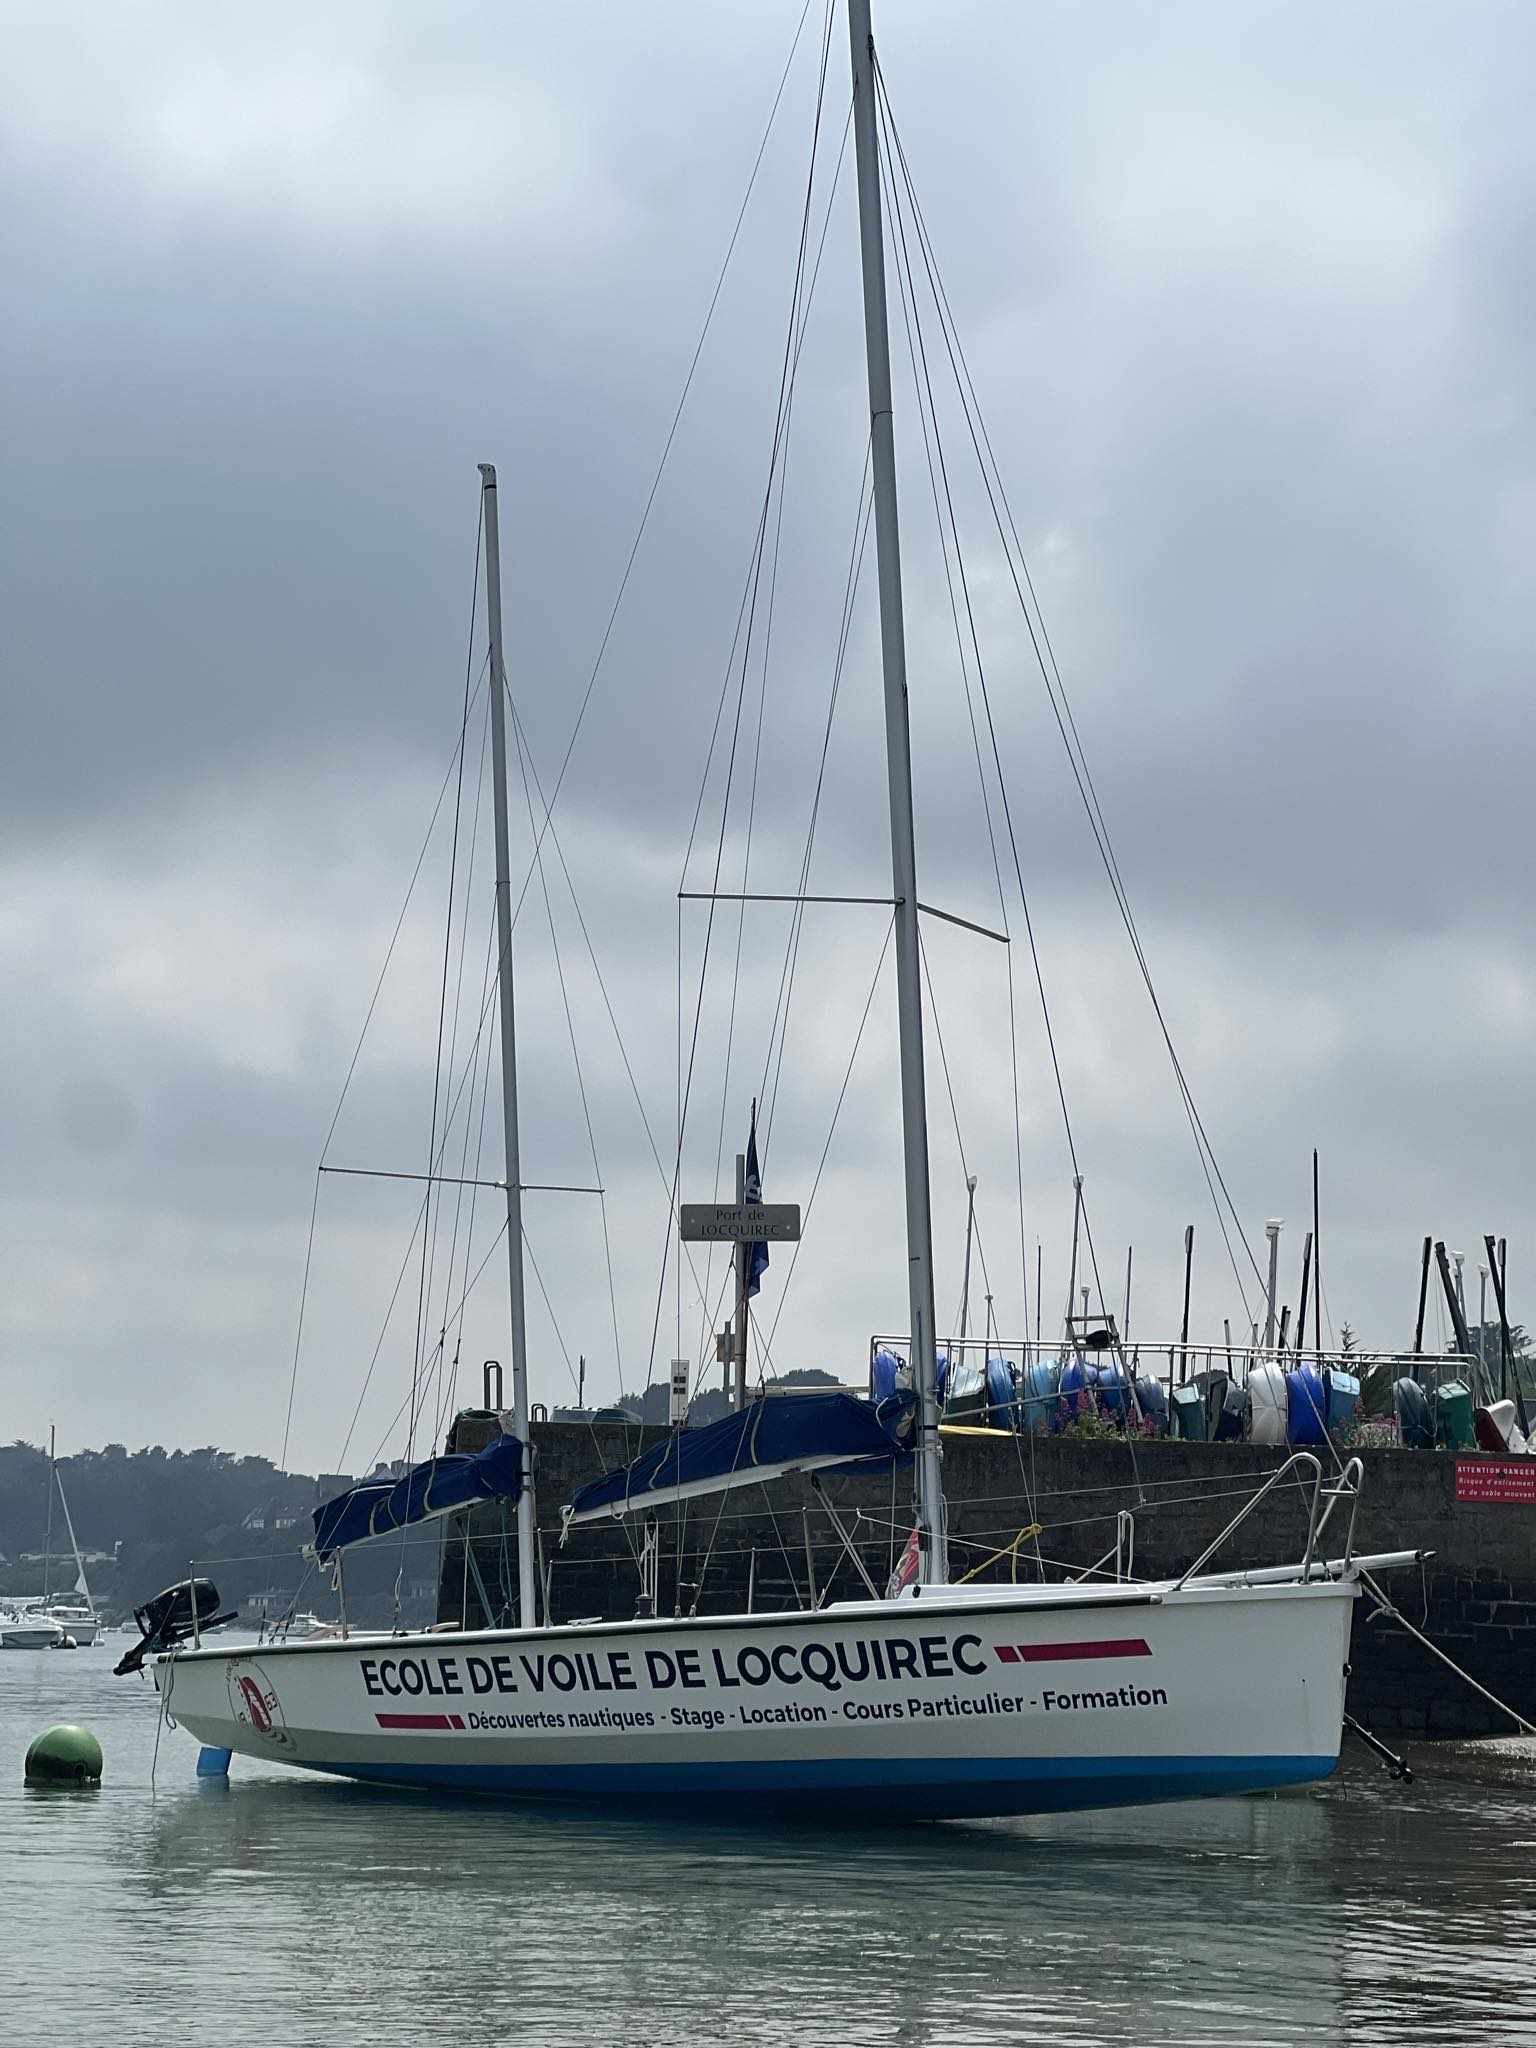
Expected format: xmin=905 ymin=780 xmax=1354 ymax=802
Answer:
xmin=155 ymin=1577 xmax=1355 ymax=1817
xmin=41 ymin=1612 xmax=99 ymax=1646
xmin=2 ymin=1621 xmax=65 ymax=1650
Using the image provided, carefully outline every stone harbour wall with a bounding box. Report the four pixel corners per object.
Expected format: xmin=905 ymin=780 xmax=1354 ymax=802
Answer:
xmin=438 ymin=1415 xmax=1536 ymax=1740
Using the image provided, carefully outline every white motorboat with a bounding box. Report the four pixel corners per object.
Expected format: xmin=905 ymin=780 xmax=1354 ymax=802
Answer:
xmin=140 ymin=0 xmax=1416 ymax=1818
xmin=31 ymin=1604 xmax=100 ymax=1647
xmin=270 ymin=1611 xmax=340 ymax=1642
xmin=1 ymin=1610 xmax=66 ymax=1651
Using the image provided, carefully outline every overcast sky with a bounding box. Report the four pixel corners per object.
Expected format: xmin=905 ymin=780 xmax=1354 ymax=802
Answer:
xmin=4 ymin=1 xmax=1533 ymax=1471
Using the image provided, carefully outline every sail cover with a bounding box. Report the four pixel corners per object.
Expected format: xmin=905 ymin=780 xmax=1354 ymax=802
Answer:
xmin=310 ymin=1433 xmax=524 ymax=1562
xmin=563 ymin=1391 xmax=915 ymax=1530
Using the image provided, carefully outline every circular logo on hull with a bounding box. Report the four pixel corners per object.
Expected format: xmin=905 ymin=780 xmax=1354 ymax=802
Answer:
xmin=227 ymin=1660 xmax=292 ymax=1749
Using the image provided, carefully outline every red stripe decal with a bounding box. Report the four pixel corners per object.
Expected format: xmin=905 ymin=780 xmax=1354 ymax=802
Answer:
xmin=998 ymin=1637 xmax=1152 ymax=1664
xmin=375 ymin=1712 xmax=460 ymax=1730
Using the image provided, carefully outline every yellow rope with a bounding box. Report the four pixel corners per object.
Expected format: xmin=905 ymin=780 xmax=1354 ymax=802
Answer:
xmin=955 ymin=1523 xmax=1043 ymax=1585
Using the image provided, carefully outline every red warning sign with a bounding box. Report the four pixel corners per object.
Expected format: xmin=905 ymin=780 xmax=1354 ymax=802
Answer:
xmin=1455 ymin=1457 xmax=1536 ymax=1505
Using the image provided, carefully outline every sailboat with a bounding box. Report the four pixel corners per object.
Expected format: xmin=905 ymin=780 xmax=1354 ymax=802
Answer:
xmin=46 ymin=1430 xmax=102 ymax=1645
xmin=133 ymin=0 xmax=1416 ymax=1815
xmin=21 ymin=1428 xmax=101 ymax=1647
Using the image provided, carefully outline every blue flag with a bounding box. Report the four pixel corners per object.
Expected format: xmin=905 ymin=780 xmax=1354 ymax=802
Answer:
xmin=744 ymin=1109 xmax=769 ymax=1299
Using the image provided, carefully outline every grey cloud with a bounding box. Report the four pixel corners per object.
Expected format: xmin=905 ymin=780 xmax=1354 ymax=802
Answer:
xmin=4 ymin=1 xmax=1535 ymax=1458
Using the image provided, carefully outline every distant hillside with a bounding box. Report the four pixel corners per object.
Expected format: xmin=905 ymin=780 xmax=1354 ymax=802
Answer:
xmin=0 ymin=1440 xmax=433 ymax=1625
xmin=615 ymin=1367 xmax=845 ymax=1427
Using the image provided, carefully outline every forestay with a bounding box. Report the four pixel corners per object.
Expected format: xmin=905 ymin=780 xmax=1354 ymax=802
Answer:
xmin=310 ymin=1433 xmax=525 ymax=1562
xmin=562 ymin=1390 xmax=915 ymax=1529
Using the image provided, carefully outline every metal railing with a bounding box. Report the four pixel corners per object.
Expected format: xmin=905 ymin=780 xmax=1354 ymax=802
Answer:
xmin=1172 ymin=1452 xmax=1322 ymax=1588
xmin=1165 ymin=1450 xmax=1365 ymax=1590
xmin=870 ymin=1332 xmax=1484 ymax=1397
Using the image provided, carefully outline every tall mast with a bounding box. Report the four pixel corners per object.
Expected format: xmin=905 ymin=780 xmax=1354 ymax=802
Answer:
xmin=847 ymin=0 xmax=946 ymax=1585
xmin=479 ymin=463 xmax=540 ymax=1629
xmin=42 ymin=1423 xmax=55 ymax=1609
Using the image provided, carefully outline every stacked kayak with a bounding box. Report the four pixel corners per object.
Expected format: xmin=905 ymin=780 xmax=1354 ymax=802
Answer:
xmin=1395 ymin=1376 xmax=1433 ymax=1448
xmin=1249 ymin=1361 xmax=1288 ymax=1446
xmin=1286 ymin=1364 xmax=1329 ymax=1447
xmin=1017 ymin=1359 xmax=1061 ymax=1434
xmin=876 ymin=1345 xmax=1365 ymax=1449
xmin=984 ymin=1356 xmax=1017 ymax=1430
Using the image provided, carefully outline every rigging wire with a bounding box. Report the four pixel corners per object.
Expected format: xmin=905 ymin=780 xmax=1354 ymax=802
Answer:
xmin=756 ymin=439 xmax=873 ymax=1158
xmin=915 ymin=933 xmax=998 ymax=1320
xmin=872 ymin=72 xmax=1140 ymax=1498
xmin=434 ymin=895 xmax=499 ymax=1443
xmin=692 ymin=8 xmax=842 ymax=1383
xmin=292 ymin=0 xmax=826 ymax=1501
xmin=394 ymin=549 xmax=486 ymax=1614
xmin=876 ymin=85 xmax=1106 ymax=1336
xmin=507 ymin=686 xmax=625 ymax=1401
xmin=757 ymin=914 xmax=897 ymax=1369
xmin=406 ymin=558 xmax=482 ymax=1466
xmin=874 ymin=58 xmax=1263 ymax=1322
xmin=663 ymin=4 xmax=840 ymax=1401
xmin=427 ymin=679 xmax=494 ymax=1442
xmin=707 ymin=94 xmax=856 ymax=1251
xmin=506 ymin=0 xmax=821 ymax=938
xmin=504 ymin=696 xmax=717 ymax=1344
xmin=281 ymin=631 xmax=491 ymax=1481
xmin=876 ymin=125 xmax=1031 ymax=1342
xmin=695 ymin=913 xmax=895 ymax=1590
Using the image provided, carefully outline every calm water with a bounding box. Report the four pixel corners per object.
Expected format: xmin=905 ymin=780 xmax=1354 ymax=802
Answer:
xmin=3 ymin=1641 xmax=1533 ymax=2047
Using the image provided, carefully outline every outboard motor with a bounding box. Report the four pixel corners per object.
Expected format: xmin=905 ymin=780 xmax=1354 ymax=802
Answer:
xmin=114 ymin=1580 xmax=234 ymax=1677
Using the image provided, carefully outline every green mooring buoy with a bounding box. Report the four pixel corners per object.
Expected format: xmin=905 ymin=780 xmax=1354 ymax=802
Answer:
xmin=25 ymin=1724 xmax=103 ymax=1786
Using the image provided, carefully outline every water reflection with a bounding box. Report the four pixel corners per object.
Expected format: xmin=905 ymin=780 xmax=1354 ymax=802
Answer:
xmin=3 ymin=1651 xmax=1534 ymax=2046
xmin=129 ymin=1768 xmax=1346 ymax=2045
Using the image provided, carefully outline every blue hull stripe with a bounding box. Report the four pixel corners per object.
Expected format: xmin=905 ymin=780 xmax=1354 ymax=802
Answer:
xmin=287 ymin=1751 xmax=1337 ymax=1817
